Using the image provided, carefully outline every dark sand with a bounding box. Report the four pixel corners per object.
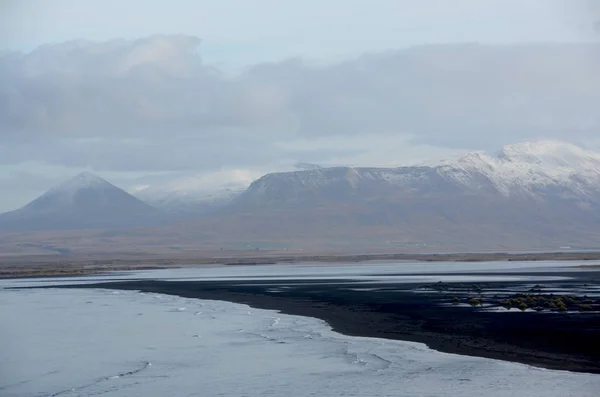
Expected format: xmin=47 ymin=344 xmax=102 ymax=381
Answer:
xmin=26 ymin=270 xmax=600 ymax=374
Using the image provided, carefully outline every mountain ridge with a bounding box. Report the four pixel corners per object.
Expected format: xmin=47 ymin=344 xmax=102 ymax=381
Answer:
xmin=184 ymin=140 xmax=600 ymax=250
xmin=243 ymin=140 xmax=600 ymax=199
xmin=1 ymin=140 xmax=600 ymax=251
xmin=116 ymin=140 xmax=600 ymax=214
xmin=130 ymin=171 xmax=254 ymax=215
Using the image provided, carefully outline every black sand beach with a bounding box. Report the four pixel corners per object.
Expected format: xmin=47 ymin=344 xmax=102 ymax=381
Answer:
xmin=31 ymin=269 xmax=600 ymax=373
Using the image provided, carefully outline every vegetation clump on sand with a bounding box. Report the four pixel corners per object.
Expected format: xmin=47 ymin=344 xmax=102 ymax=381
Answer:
xmin=495 ymin=294 xmax=598 ymax=312
xmin=418 ymin=281 xmax=600 ymax=313
xmin=469 ymin=297 xmax=483 ymax=307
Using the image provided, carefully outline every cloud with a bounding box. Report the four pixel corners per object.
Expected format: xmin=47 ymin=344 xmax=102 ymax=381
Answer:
xmin=1 ymin=35 xmax=600 ymax=175
xmin=566 ymin=0 xmax=600 ymax=37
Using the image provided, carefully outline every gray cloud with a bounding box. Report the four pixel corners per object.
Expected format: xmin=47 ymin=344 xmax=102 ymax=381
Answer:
xmin=1 ymin=36 xmax=600 ymax=173
xmin=586 ymin=0 xmax=600 ymax=34
xmin=569 ymin=0 xmax=600 ymax=36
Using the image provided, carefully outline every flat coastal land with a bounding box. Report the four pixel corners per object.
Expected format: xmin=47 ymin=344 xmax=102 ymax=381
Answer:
xmin=31 ymin=269 xmax=600 ymax=374
xmin=3 ymin=250 xmax=600 ymax=278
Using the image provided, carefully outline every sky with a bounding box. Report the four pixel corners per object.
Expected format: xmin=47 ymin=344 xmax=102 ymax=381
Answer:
xmin=0 ymin=0 xmax=599 ymax=211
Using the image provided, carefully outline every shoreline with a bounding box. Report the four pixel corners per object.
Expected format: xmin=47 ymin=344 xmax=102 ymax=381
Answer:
xmin=36 ymin=272 xmax=600 ymax=374
xmin=3 ymin=250 xmax=600 ymax=279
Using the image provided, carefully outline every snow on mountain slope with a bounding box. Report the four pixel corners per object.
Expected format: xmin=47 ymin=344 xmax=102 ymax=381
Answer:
xmin=35 ymin=171 xmax=118 ymax=207
xmin=131 ymin=170 xmax=256 ymax=214
xmin=249 ymin=167 xmax=431 ymax=190
xmin=0 ymin=172 xmax=163 ymax=230
xmin=136 ymin=186 xmax=246 ymax=214
xmin=243 ymin=141 xmax=600 ymax=203
xmin=438 ymin=141 xmax=600 ymax=196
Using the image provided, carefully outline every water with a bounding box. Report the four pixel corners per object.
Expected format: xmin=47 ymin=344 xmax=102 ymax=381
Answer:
xmin=1 ymin=261 xmax=599 ymax=396
xmin=11 ymin=259 xmax=591 ymax=286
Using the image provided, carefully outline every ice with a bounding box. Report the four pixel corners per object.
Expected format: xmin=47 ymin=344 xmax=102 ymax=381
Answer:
xmin=1 ymin=278 xmax=599 ymax=397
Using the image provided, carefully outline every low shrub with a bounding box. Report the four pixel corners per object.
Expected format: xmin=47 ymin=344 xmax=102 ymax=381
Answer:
xmin=469 ymin=297 xmax=482 ymax=307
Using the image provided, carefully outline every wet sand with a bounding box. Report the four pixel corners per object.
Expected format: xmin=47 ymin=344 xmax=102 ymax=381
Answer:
xmin=32 ymin=269 xmax=600 ymax=374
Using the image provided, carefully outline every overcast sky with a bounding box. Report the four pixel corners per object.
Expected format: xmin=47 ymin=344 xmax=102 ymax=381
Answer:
xmin=0 ymin=0 xmax=599 ymax=211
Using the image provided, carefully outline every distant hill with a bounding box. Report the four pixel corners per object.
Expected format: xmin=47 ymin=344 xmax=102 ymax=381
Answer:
xmin=163 ymin=140 xmax=600 ymax=251
xmin=0 ymin=172 xmax=165 ymax=231
xmin=2 ymin=141 xmax=600 ymax=252
xmin=129 ymin=172 xmax=251 ymax=216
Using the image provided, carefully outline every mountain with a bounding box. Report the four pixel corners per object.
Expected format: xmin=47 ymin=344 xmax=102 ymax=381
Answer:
xmin=135 ymin=185 xmax=245 ymax=216
xmin=242 ymin=141 xmax=600 ymax=203
xmin=2 ymin=141 xmax=600 ymax=252
xmin=0 ymin=172 xmax=165 ymax=231
xmin=130 ymin=172 xmax=252 ymax=215
xmin=168 ymin=141 xmax=600 ymax=250
xmin=438 ymin=141 xmax=600 ymax=197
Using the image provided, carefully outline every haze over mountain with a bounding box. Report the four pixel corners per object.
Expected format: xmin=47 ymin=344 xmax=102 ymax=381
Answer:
xmin=228 ymin=140 xmax=600 ymax=206
xmin=2 ymin=38 xmax=600 ymax=214
xmin=162 ymin=140 xmax=599 ymax=251
xmin=129 ymin=170 xmax=256 ymax=215
xmin=2 ymin=141 xmax=598 ymax=253
xmin=0 ymin=172 xmax=164 ymax=231
xmin=2 ymin=11 xmax=600 ymax=251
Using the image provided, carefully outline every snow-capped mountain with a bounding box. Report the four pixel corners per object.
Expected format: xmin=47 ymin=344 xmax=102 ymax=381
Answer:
xmin=135 ymin=185 xmax=246 ymax=215
xmin=242 ymin=141 xmax=600 ymax=204
xmin=0 ymin=172 xmax=164 ymax=230
xmin=438 ymin=141 xmax=600 ymax=197
xmin=178 ymin=140 xmax=600 ymax=250
xmin=130 ymin=170 xmax=255 ymax=215
xmin=2 ymin=141 xmax=600 ymax=250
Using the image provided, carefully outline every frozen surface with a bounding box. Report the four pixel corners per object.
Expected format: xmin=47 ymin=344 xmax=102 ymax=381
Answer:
xmin=1 ymin=265 xmax=599 ymax=397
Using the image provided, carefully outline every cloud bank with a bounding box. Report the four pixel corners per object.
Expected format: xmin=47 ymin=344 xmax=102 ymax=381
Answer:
xmin=1 ymin=35 xmax=600 ymax=175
